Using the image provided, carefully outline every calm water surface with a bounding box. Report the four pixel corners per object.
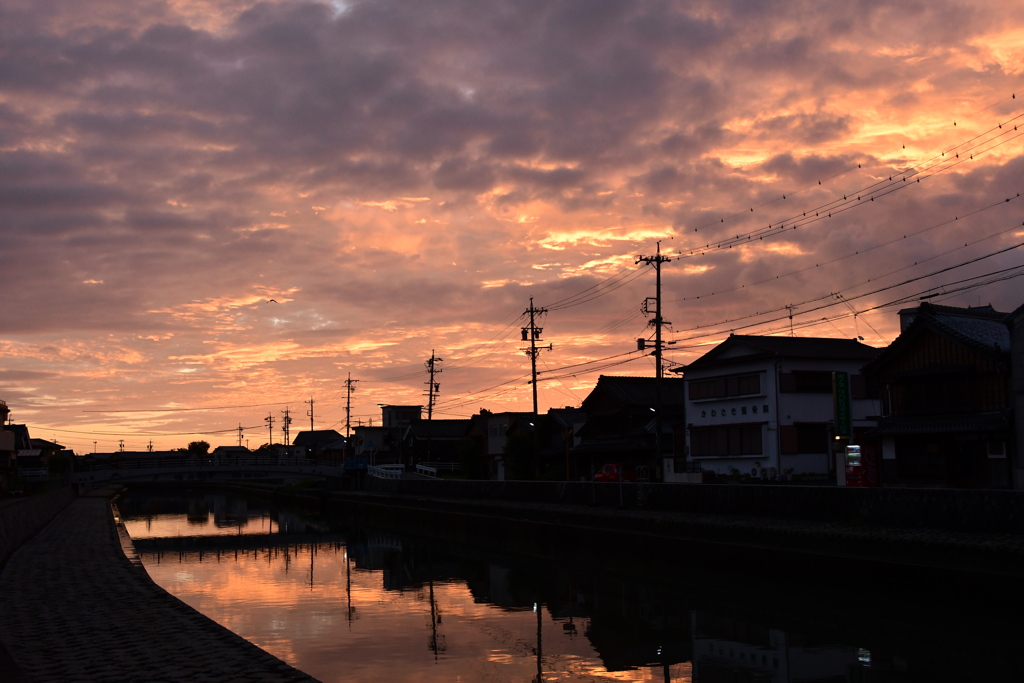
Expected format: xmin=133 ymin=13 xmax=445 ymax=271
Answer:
xmin=119 ymin=489 xmax=1020 ymax=682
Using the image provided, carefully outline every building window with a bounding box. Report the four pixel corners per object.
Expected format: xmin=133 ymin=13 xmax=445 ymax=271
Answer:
xmin=779 ymin=371 xmax=834 ymax=394
xmin=691 ymin=424 xmax=763 ymax=457
xmin=689 ymin=374 xmax=761 ymax=401
xmin=780 ymin=423 xmax=829 ymax=454
xmin=988 ymin=441 xmax=1006 ymax=459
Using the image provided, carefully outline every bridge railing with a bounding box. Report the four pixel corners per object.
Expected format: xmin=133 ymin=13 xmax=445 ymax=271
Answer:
xmin=415 ymin=464 xmax=437 ymax=478
xmin=418 ymin=461 xmax=459 ymax=472
xmin=367 ymin=464 xmax=404 ymax=480
xmin=75 ymin=455 xmax=342 ymax=472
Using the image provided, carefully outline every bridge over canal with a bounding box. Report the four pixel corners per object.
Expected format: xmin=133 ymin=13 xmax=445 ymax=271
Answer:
xmin=71 ymin=455 xmax=347 ymax=485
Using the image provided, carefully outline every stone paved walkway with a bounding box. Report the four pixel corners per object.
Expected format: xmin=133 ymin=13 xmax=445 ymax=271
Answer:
xmin=0 ymin=489 xmax=317 ymax=682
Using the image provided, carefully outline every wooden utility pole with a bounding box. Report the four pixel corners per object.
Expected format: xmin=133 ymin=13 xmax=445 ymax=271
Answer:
xmin=344 ymin=374 xmax=359 ymax=440
xmin=281 ymin=407 xmax=292 ymax=446
xmin=522 ymin=297 xmax=551 ymax=415
xmin=424 ymin=351 xmax=443 ymax=461
xmin=636 ymin=241 xmax=673 ymax=460
xmin=305 ymin=397 xmax=315 ymax=433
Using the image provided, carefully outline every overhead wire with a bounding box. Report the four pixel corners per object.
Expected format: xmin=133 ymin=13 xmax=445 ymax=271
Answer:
xmin=676 ymin=192 xmax=1023 ymax=303
xmin=675 ymin=249 xmax=1024 ymax=344
xmin=674 ymin=216 xmax=1024 ymax=336
xmin=684 ymin=91 xmax=1021 ymax=241
xmin=676 ymin=112 xmax=1024 ymax=256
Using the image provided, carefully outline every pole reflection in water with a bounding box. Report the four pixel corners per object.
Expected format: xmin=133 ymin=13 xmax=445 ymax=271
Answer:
xmin=119 ymin=490 xmax=1023 ymax=683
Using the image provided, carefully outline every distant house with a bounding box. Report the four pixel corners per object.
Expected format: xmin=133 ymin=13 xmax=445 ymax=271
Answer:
xmin=1 ymin=400 xmax=16 ymax=491
xmin=0 ymin=423 xmax=49 ymax=482
xmin=535 ymin=407 xmax=586 ymax=481
xmin=468 ymin=411 xmax=535 ymax=480
xmin=863 ymin=303 xmax=1016 ymax=488
xmin=1011 ymin=304 xmax=1024 ymax=489
xmin=352 ymin=425 xmax=398 ymax=465
xmin=402 ymin=419 xmax=471 ymax=464
xmin=573 ymin=375 xmax=687 ymax=481
xmin=381 ymin=405 xmax=422 ymax=428
xmin=681 ymin=335 xmax=880 ymax=480
xmin=292 ymin=430 xmax=345 ymax=460
xmin=460 ymin=407 xmax=587 ymax=481
xmin=211 ymin=445 xmax=251 ymax=461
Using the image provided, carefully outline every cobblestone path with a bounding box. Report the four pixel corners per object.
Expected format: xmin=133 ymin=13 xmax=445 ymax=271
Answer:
xmin=0 ymin=490 xmax=317 ymax=682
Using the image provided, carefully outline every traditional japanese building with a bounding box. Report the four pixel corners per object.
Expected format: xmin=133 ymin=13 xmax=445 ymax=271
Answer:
xmin=573 ymin=375 xmax=687 ymax=481
xmin=863 ymin=303 xmax=1015 ymax=488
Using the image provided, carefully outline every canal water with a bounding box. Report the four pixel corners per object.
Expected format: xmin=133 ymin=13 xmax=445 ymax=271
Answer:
xmin=118 ymin=488 xmax=1021 ymax=682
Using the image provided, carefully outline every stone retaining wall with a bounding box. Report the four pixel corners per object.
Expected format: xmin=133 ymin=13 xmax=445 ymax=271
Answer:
xmin=363 ymin=478 xmax=1024 ymax=532
xmin=0 ymin=487 xmax=76 ymax=569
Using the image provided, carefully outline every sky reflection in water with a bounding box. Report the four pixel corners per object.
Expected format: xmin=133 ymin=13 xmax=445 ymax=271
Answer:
xmin=120 ymin=491 xmax=1017 ymax=683
xmin=124 ymin=506 xmax=684 ymax=682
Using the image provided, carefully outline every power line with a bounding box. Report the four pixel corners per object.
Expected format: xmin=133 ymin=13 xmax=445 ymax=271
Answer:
xmin=82 ymin=401 xmax=297 ymax=413
xmin=676 ymin=192 xmax=1023 ymax=304
xmin=674 ymin=254 xmax=1024 ymax=344
xmin=27 ymin=424 xmax=263 ymax=437
xmin=676 ymin=114 xmax=1024 ymax=257
xmin=685 ymin=90 xmax=1022 ymax=240
xmin=674 ymin=222 xmax=1024 ymax=339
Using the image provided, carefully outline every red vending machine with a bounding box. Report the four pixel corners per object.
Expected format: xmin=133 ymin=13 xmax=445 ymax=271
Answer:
xmin=844 ymin=445 xmax=864 ymax=487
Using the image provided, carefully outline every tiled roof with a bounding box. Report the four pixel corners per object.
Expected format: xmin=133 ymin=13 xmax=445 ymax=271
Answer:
xmin=584 ymin=375 xmax=687 ymax=407
xmin=292 ymin=430 xmax=343 ymax=447
xmin=684 ymin=335 xmax=879 ymax=372
xmin=928 ymin=308 xmax=1009 ymax=352
xmin=865 ymin=302 xmax=1011 ymax=375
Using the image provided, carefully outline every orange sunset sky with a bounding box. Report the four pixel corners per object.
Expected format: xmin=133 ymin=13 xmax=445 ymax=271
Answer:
xmin=2 ymin=0 xmax=1023 ymax=452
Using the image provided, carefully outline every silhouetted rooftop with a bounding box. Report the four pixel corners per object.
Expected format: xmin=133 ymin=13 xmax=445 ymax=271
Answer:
xmin=682 ymin=335 xmax=879 ymax=373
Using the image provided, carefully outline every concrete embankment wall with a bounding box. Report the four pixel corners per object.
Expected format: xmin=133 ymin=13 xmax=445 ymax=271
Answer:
xmin=362 ymin=478 xmax=1024 ymax=533
xmin=0 ymin=487 xmax=76 ymax=569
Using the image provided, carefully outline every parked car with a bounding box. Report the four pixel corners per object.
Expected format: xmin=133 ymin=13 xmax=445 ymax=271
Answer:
xmin=594 ymin=462 xmax=636 ymax=483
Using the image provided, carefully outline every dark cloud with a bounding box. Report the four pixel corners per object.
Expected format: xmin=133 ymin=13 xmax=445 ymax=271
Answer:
xmin=0 ymin=0 xmax=1020 ymax=449
xmin=760 ymin=153 xmax=858 ymax=186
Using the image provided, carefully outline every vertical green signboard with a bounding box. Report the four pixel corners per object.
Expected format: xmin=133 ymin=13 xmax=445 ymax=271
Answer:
xmin=833 ymin=371 xmax=851 ymax=439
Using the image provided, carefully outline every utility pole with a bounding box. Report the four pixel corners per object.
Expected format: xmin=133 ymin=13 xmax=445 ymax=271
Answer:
xmin=305 ymin=397 xmax=315 ymax=433
xmin=147 ymin=440 xmax=153 ymax=453
xmin=522 ymin=297 xmax=552 ymax=415
xmin=237 ymin=423 xmax=244 ymax=447
xmin=424 ymin=350 xmax=443 ymax=462
xmin=344 ymin=374 xmax=359 ymax=441
xmin=636 ymin=242 xmax=673 ymax=379
xmin=265 ymin=413 xmax=275 ymax=446
xmin=119 ymin=439 xmax=124 ymax=452
xmin=637 ymin=241 xmax=674 ymax=463
xmin=282 ymin=407 xmax=293 ymax=446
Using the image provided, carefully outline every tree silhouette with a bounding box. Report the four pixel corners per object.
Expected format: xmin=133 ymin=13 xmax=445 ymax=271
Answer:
xmin=186 ymin=440 xmax=210 ymax=455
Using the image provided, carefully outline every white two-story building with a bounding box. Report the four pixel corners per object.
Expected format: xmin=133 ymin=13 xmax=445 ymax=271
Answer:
xmin=678 ymin=335 xmax=881 ymax=479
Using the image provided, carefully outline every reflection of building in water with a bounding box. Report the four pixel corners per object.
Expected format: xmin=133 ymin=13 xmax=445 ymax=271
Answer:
xmin=486 ymin=565 xmax=514 ymax=607
xmin=691 ymin=611 xmax=866 ymax=682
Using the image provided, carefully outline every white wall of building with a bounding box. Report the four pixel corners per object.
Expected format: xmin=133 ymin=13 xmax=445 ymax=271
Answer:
xmin=685 ymin=357 xmax=880 ymax=479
